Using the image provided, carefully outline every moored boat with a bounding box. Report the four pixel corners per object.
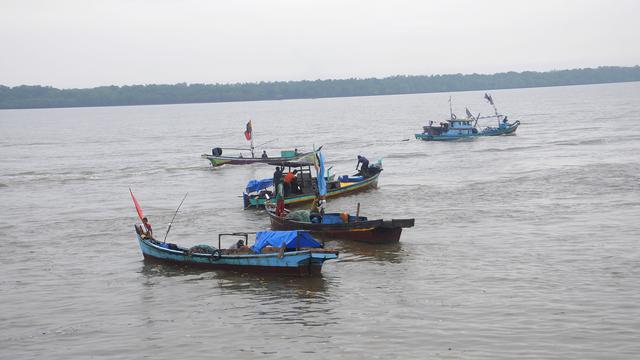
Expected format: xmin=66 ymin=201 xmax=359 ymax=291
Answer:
xmin=266 ymin=207 xmax=415 ymax=244
xmin=135 ymin=227 xmax=338 ymax=276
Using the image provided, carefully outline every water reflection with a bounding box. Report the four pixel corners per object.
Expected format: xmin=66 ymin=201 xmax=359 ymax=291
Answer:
xmin=139 ymin=260 xmax=331 ymax=298
xmin=138 ymin=261 xmax=337 ymax=327
xmin=324 ymin=239 xmax=406 ymax=263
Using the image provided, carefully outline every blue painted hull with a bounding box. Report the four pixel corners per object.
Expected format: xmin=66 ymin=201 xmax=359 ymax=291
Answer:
xmin=415 ymin=133 xmax=479 ymax=141
xmin=136 ymin=234 xmax=337 ymax=276
xmin=415 ymin=121 xmax=519 ymax=141
xmin=480 ymin=121 xmax=520 ymax=136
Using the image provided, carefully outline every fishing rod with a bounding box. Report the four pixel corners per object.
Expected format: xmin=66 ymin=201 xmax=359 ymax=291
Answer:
xmin=163 ymin=192 xmax=188 ymax=243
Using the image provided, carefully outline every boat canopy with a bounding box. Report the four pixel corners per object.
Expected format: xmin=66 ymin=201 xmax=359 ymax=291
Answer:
xmin=267 ymin=160 xmax=314 ymax=167
xmin=252 ymin=231 xmax=322 ymax=253
xmin=246 ymin=178 xmax=273 ymax=193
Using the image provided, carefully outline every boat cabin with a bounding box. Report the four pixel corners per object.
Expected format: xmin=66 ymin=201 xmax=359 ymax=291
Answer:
xmin=423 ymin=118 xmax=478 ymax=136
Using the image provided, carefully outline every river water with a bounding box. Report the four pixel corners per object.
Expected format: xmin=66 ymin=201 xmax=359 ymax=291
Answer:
xmin=1 ymin=82 xmax=639 ymax=359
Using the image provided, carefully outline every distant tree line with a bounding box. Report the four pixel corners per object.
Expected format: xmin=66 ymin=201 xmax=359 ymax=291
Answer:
xmin=1 ymin=66 xmax=639 ymax=109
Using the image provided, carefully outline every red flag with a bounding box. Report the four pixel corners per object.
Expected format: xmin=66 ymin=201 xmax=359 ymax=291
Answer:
xmin=244 ymin=120 xmax=252 ymax=141
xmin=129 ymin=188 xmax=144 ymax=221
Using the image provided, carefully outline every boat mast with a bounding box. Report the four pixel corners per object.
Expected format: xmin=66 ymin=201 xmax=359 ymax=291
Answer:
xmin=449 ymin=96 xmax=454 ymax=121
xmin=491 ymin=94 xmax=500 ymax=125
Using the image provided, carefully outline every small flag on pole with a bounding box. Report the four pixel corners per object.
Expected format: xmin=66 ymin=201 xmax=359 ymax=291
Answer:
xmin=466 ymin=107 xmax=474 ymax=119
xmin=244 ymin=120 xmax=252 ymax=141
xmin=484 ymin=93 xmax=494 ymax=105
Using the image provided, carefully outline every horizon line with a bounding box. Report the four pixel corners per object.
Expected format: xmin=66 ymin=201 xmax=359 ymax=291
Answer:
xmin=3 ymin=64 xmax=638 ymax=90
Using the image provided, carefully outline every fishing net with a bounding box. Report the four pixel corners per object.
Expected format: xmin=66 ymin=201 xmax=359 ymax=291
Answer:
xmin=285 ymin=210 xmax=311 ymax=222
xmin=188 ymin=244 xmax=218 ymax=255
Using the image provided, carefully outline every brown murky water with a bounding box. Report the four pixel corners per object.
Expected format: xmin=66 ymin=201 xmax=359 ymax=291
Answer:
xmin=1 ymin=82 xmax=639 ymax=359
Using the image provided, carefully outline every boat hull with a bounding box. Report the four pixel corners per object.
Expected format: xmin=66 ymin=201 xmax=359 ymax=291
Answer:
xmin=415 ymin=133 xmax=479 ymax=141
xmin=415 ymin=121 xmax=519 ymax=141
xmin=267 ymin=210 xmax=413 ymax=244
xmin=202 ymin=151 xmax=314 ymax=167
xmin=481 ymin=121 xmax=520 ymax=136
xmin=244 ymin=172 xmax=380 ymax=208
xmin=137 ymin=235 xmax=336 ymax=276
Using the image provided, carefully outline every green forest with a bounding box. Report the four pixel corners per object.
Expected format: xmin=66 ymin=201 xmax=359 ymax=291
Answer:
xmin=1 ymin=66 xmax=639 ymax=109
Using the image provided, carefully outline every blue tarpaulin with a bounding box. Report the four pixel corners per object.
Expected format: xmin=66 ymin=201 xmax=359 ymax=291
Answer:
xmin=317 ymin=151 xmax=327 ymax=196
xmin=252 ymin=231 xmax=322 ymax=253
xmin=339 ymin=175 xmax=363 ymax=182
xmin=321 ymin=214 xmax=344 ymax=224
xmin=245 ymin=178 xmax=273 ymax=193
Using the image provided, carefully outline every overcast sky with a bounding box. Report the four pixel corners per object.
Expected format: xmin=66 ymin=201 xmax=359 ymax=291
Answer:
xmin=1 ymin=0 xmax=638 ymax=88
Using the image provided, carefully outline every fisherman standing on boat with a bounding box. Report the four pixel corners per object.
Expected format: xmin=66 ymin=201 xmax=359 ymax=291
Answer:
xmin=500 ymin=116 xmax=509 ymax=129
xmin=356 ymin=155 xmax=369 ymax=177
xmin=283 ymin=169 xmax=298 ymax=196
xmin=273 ymin=166 xmax=283 ymax=196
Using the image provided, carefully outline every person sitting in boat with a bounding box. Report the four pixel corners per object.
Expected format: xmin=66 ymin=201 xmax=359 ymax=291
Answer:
xmin=312 ymin=197 xmax=326 ymax=215
xmin=141 ymin=217 xmax=153 ymax=239
xmin=309 ymin=195 xmax=326 ymax=223
xmin=229 ymin=239 xmax=249 ymax=250
xmin=261 ymin=150 xmax=268 ymax=159
xmin=356 ymin=155 xmax=369 ymax=177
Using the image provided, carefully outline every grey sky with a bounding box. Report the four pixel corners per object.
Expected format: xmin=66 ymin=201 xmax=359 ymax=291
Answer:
xmin=1 ymin=0 xmax=638 ymax=88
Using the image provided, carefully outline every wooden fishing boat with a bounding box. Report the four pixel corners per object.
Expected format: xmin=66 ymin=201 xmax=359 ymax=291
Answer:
xmin=202 ymin=149 xmax=315 ymax=167
xmin=135 ymin=227 xmax=338 ymax=276
xmin=415 ymin=118 xmax=480 ymax=141
xmin=202 ymin=120 xmax=316 ymax=167
xmin=479 ymin=119 xmax=520 ymax=136
xmin=415 ymin=93 xmax=519 ymax=141
xmin=266 ymin=208 xmax=415 ymax=244
xmin=243 ymin=168 xmax=381 ymax=208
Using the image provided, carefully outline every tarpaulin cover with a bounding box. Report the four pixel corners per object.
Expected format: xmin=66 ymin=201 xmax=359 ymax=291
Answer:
xmin=245 ymin=178 xmax=273 ymax=193
xmin=321 ymin=214 xmax=344 ymax=224
xmin=252 ymin=231 xmax=322 ymax=253
xmin=339 ymin=175 xmax=363 ymax=182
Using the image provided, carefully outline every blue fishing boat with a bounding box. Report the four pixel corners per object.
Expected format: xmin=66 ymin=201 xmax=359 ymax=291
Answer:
xmin=415 ymin=93 xmax=519 ymax=141
xmin=135 ymin=227 xmax=339 ymax=276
